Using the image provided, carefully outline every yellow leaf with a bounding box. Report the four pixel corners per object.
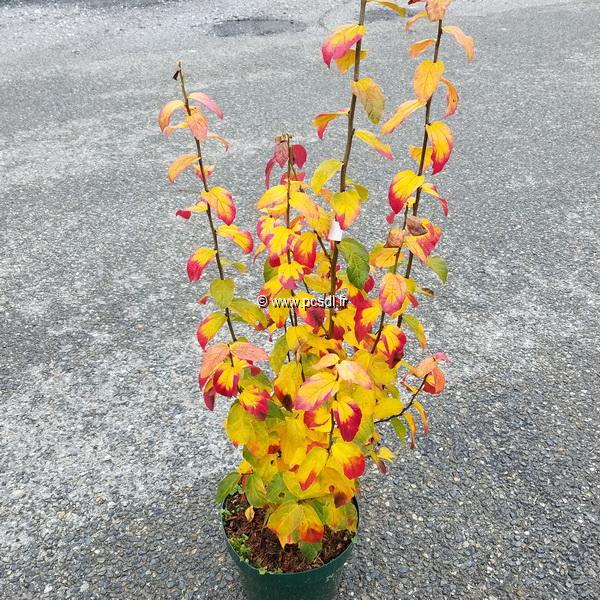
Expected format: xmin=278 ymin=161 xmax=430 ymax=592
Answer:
xmin=408 ymin=38 xmax=435 ymax=58
xmin=413 ymin=60 xmax=445 ymax=104
xmin=443 ymin=25 xmax=475 ymax=62
xmin=351 ymin=77 xmax=385 ymax=124
xmin=311 ymin=159 xmax=342 ymax=194
xmin=267 ymin=501 xmax=303 ymax=547
xmin=354 ymin=130 xmax=393 ymax=160
xmin=158 ymin=99 xmax=185 ymax=132
xmin=381 ymin=99 xmax=423 ymax=135
xmin=335 ymin=49 xmax=367 ymax=74
xmin=367 ymin=0 xmax=407 ymax=16
xmin=440 ymin=78 xmax=459 ymax=118
xmin=331 ymin=189 xmax=362 ymax=230
xmin=313 ymin=109 xmax=349 ymax=139
xmin=426 ymin=121 xmax=454 ymax=174
xmin=294 ymin=372 xmax=340 ymax=411
xmin=405 ymin=10 xmax=427 ymax=32
xmin=167 ymin=153 xmax=198 ymax=183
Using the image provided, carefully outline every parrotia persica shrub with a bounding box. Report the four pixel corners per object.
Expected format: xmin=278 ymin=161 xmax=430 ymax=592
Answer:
xmin=159 ymin=0 xmax=474 ymax=556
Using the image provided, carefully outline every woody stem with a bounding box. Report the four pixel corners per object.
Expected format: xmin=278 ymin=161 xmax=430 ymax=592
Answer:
xmin=177 ymin=61 xmax=237 ymax=341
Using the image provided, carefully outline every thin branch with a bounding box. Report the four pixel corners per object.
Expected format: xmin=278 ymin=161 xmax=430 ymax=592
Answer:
xmin=375 ymin=378 xmax=426 ymax=424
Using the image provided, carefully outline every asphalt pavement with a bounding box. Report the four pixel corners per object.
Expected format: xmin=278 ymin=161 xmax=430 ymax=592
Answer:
xmin=1 ymin=0 xmax=599 ymax=598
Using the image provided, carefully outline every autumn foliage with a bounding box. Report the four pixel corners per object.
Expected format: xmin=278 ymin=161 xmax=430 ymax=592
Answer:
xmin=158 ymin=0 xmax=474 ymax=562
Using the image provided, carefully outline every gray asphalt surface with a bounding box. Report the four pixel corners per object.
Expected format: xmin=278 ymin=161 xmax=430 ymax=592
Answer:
xmin=1 ymin=0 xmax=599 ymax=598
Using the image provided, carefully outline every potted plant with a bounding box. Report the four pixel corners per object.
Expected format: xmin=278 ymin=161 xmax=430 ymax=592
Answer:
xmin=158 ymin=0 xmax=474 ymax=597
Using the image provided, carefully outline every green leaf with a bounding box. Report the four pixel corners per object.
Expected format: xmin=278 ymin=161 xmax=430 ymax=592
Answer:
xmin=426 ymin=255 xmax=448 ymax=283
xmin=210 ymin=278 xmax=235 ymax=309
xmin=298 ymin=541 xmax=322 ymax=563
xmin=338 ymin=237 xmax=370 ymax=288
xmin=270 ymin=336 xmax=289 ymax=372
xmin=311 ymin=159 xmax=342 ymax=194
xmin=266 ymin=473 xmax=296 ymax=504
xmin=402 ymin=313 xmax=426 ymax=350
xmin=215 ymin=472 xmax=241 ymax=505
xmin=263 ymin=259 xmax=277 ymax=283
xmin=230 ymin=298 xmax=268 ymax=327
xmin=390 ymin=417 xmax=406 ymax=448
xmin=245 ymin=474 xmax=268 ymax=508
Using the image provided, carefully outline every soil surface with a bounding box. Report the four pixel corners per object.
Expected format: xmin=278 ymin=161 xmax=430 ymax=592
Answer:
xmin=223 ymin=494 xmax=353 ymax=573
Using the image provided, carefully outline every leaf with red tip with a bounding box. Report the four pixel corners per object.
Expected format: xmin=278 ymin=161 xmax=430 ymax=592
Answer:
xmin=313 ymin=110 xmax=349 ymax=140
xmin=331 ymin=441 xmax=365 ymax=479
xmin=321 ymin=24 xmax=366 ymax=68
xmin=442 ymin=25 xmax=475 ymax=62
xmin=331 ymin=189 xmax=361 ymax=230
xmin=188 ymin=91 xmax=224 ymax=119
xmin=186 ymin=248 xmax=217 ymax=282
xmin=379 ymin=273 xmax=408 ymax=315
xmin=196 ymin=312 xmax=227 ymax=350
xmin=278 ymin=261 xmax=305 ymax=290
xmin=199 ymin=343 xmax=230 ymax=387
xmin=333 ymin=397 xmax=362 ymax=442
xmin=421 ymin=183 xmax=448 ymax=216
xmin=230 ymin=342 xmax=269 ymax=362
xmin=168 ymin=153 xmax=198 ymax=182
xmin=239 ymin=385 xmax=270 ymax=419
xmin=426 ymin=121 xmax=454 ymax=174
xmin=351 ymin=77 xmax=385 ymax=124
xmin=293 ymin=231 xmax=317 ymax=269
xmin=377 ymin=325 xmax=407 ymax=367
xmin=354 ymin=130 xmax=393 ymax=160
xmin=440 ymin=78 xmax=459 ymax=118
xmin=158 ymin=99 xmax=185 ymax=132
xmin=213 ymin=361 xmax=240 ymax=397
xmin=217 ymin=224 xmax=254 ymax=254
xmin=413 ymin=60 xmax=445 ymax=103
xmin=297 ymin=447 xmax=328 ymax=491
xmin=295 ymin=371 xmax=340 ymax=411
xmin=202 ymin=187 xmax=236 ymax=225
xmin=388 ymin=170 xmax=425 ymax=214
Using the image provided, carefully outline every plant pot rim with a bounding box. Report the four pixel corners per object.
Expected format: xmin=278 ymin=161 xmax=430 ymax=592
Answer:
xmin=221 ymin=496 xmax=360 ymax=577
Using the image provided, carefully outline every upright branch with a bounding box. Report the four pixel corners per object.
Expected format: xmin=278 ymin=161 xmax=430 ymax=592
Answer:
xmin=175 ymin=61 xmax=237 ymax=341
xmin=328 ymin=0 xmax=368 ymax=338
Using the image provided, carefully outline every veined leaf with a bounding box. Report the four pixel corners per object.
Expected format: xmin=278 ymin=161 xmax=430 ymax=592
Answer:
xmin=351 ymin=77 xmax=385 ymax=124
xmin=339 ymin=237 xmax=370 ymax=289
xmin=402 ymin=313 xmax=426 ymax=350
xmin=209 ymin=278 xmax=235 ymax=309
xmin=413 ymin=60 xmax=444 ymax=103
xmin=354 ymin=130 xmax=393 ymax=160
xmin=215 ymin=472 xmax=241 ymax=504
xmin=311 ymin=159 xmax=342 ymax=194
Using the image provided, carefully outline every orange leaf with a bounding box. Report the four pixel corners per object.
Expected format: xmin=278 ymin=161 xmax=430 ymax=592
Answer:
xmin=312 ymin=109 xmax=349 ymax=140
xmin=186 ymin=112 xmax=208 ymax=141
xmin=406 ymin=10 xmax=428 ymax=31
xmin=322 ymin=24 xmax=366 ymax=68
xmin=158 ymin=99 xmax=185 ymax=132
xmin=443 ymin=25 xmax=475 ymax=62
xmin=414 ymin=60 xmax=445 ymax=103
xmin=426 ymin=121 xmax=454 ymax=174
xmin=217 ymin=224 xmax=254 ymax=254
xmin=202 ymin=187 xmax=236 ymax=225
xmin=409 ymin=38 xmax=435 ymax=58
xmin=230 ymin=342 xmax=269 ymax=362
xmin=404 ymin=413 xmax=417 ymax=448
xmin=354 ymin=129 xmax=393 ymax=160
xmin=167 ymin=153 xmax=198 ymax=183
xmin=207 ymin=132 xmax=230 ymax=151
xmin=199 ymin=343 xmax=230 ymax=387
xmin=440 ymin=78 xmax=459 ymax=118
xmin=381 ymin=99 xmax=423 ymax=135
xmin=426 ymin=0 xmax=452 ymax=21
xmin=379 ymin=273 xmax=408 ymax=315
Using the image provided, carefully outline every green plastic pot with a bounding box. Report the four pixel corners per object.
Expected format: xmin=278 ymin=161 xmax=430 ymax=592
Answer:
xmin=222 ymin=500 xmax=359 ymax=600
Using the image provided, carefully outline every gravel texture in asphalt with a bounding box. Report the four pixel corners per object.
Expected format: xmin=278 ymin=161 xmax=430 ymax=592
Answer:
xmin=1 ymin=0 xmax=599 ymax=598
